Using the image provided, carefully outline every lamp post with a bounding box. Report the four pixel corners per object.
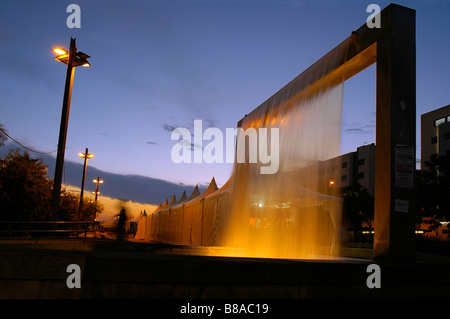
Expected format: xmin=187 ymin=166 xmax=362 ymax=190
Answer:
xmin=78 ymin=148 xmax=94 ymax=220
xmin=51 ymin=37 xmax=91 ymax=218
xmin=93 ymin=177 xmax=103 ymax=202
xmin=92 ymin=177 xmax=103 ymax=221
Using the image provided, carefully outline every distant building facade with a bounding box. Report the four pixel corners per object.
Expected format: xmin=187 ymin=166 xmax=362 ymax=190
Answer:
xmin=320 ymin=143 xmax=376 ymax=196
xmin=294 ymin=143 xmax=376 ymax=196
xmin=421 ymin=104 xmax=450 ymax=168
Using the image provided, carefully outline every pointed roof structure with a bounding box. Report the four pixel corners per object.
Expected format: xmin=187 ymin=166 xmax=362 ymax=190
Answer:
xmin=175 ymin=191 xmax=187 ymax=204
xmin=152 ymin=203 xmax=162 ymax=213
xmin=168 ymin=194 xmax=177 ymax=207
xmin=184 ymin=177 xmax=218 ymax=205
xmin=151 ymin=198 xmax=168 ymax=215
xmin=171 ymin=185 xmax=201 ymax=209
xmin=205 ymin=174 xmax=234 ymax=199
xmin=203 ymin=177 xmax=218 ymax=196
xmin=187 ymin=185 xmax=201 ymax=201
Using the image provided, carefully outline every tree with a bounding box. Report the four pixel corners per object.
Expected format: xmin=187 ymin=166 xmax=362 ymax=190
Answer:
xmin=0 ymin=124 xmax=8 ymax=147
xmin=342 ymin=183 xmax=374 ymax=230
xmin=416 ymin=153 xmax=450 ymax=232
xmin=58 ymin=189 xmax=104 ymax=221
xmin=0 ymin=149 xmax=53 ymax=220
xmin=0 ymin=149 xmax=104 ymax=221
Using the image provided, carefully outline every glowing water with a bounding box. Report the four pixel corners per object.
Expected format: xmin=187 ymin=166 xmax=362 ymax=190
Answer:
xmin=222 ymin=48 xmax=347 ymax=259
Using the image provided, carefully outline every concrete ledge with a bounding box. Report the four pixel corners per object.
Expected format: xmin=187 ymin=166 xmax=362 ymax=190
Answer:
xmin=0 ymin=239 xmax=448 ymax=299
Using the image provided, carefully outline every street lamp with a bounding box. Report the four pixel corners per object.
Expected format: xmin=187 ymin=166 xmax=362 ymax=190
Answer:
xmin=92 ymin=177 xmax=104 ymax=202
xmin=78 ymin=148 xmax=94 ymax=220
xmin=53 ymin=48 xmax=91 ymax=67
xmin=51 ymin=37 xmax=91 ymax=218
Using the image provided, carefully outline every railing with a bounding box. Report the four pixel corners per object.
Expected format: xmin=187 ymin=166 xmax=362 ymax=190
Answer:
xmin=0 ymin=221 xmax=100 ymax=239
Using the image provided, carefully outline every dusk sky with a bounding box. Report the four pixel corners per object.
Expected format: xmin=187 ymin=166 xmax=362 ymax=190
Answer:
xmin=1 ymin=0 xmax=449 ymax=191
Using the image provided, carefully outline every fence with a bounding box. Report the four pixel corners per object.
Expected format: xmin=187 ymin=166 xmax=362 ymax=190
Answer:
xmin=0 ymin=221 xmax=100 ymax=239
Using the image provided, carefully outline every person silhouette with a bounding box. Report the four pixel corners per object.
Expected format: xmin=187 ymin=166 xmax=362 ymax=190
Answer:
xmin=117 ymin=208 xmax=127 ymax=240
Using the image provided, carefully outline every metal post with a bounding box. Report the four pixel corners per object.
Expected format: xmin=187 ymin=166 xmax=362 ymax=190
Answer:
xmin=51 ymin=38 xmax=77 ymax=218
xmin=94 ymin=176 xmax=100 ymax=202
xmin=78 ymin=147 xmax=88 ymax=221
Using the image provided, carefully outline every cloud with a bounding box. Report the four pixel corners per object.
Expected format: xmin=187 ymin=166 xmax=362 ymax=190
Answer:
xmin=204 ymin=119 xmax=219 ymax=128
xmin=163 ymin=117 xmax=220 ymax=134
xmin=162 ymin=123 xmax=177 ymax=132
xmin=177 ymin=138 xmax=203 ymax=151
xmin=345 ymin=128 xmax=364 ymax=132
xmin=343 ymin=122 xmax=375 ymax=135
xmin=101 ymin=132 xmax=119 ymax=138
xmin=146 ymin=141 xmax=158 ymax=145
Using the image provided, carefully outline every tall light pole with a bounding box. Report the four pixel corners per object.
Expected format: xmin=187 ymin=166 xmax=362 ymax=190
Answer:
xmin=92 ymin=177 xmax=103 ymax=221
xmin=78 ymin=148 xmax=94 ymax=220
xmin=51 ymin=37 xmax=91 ymax=218
xmin=93 ymin=177 xmax=103 ymax=202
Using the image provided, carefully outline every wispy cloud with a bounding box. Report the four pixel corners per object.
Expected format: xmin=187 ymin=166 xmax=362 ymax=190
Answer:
xmin=343 ymin=112 xmax=375 ymax=135
xmin=162 ymin=123 xmax=177 ymax=132
xmin=343 ymin=123 xmax=375 ymax=134
xmin=177 ymin=138 xmax=203 ymax=151
xmin=203 ymin=119 xmax=219 ymax=128
xmin=101 ymin=132 xmax=119 ymax=138
xmin=146 ymin=141 xmax=158 ymax=145
xmin=162 ymin=117 xmax=219 ymax=133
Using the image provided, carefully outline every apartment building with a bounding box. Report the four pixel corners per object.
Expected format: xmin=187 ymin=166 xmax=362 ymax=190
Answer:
xmin=421 ymin=104 xmax=450 ymax=168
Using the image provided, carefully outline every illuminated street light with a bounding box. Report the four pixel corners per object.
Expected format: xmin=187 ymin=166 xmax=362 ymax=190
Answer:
xmin=53 ymin=47 xmax=91 ymax=67
xmin=79 ymin=152 xmax=95 ymax=159
xmin=51 ymin=38 xmax=91 ymax=217
xmin=78 ymin=148 xmax=94 ymax=220
xmin=92 ymin=177 xmax=104 ymax=202
xmin=53 ymin=48 xmax=68 ymax=56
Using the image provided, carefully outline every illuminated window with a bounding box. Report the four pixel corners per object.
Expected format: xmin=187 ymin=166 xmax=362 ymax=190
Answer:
xmin=435 ymin=118 xmax=446 ymax=126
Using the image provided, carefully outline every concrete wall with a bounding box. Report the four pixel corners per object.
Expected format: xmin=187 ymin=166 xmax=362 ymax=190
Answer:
xmin=0 ymin=240 xmax=449 ymax=299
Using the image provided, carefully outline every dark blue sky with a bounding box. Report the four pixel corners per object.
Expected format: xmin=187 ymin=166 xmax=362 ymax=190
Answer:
xmin=1 ymin=0 xmax=449 ymax=190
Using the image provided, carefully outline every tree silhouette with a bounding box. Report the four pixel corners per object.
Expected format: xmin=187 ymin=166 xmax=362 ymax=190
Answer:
xmin=342 ymin=183 xmax=374 ymax=230
xmin=416 ymin=153 xmax=450 ymax=233
xmin=0 ymin=124 xmax=8 ymax=147
xmin=0 ymin=149 xmax=53 ymax=220
xmin=0 ymin=149 xmax=103 ymax=221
